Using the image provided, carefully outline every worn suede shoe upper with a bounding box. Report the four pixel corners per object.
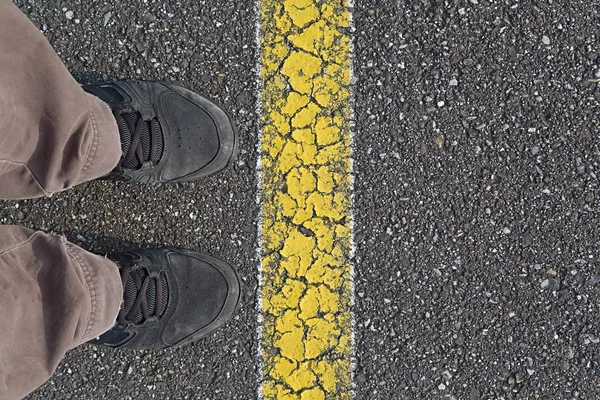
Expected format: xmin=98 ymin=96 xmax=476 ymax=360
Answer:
xmin=90 ymin=248 xmax=241 ymax=350
xmin=83 ymin=80 xmax=238 ymax=183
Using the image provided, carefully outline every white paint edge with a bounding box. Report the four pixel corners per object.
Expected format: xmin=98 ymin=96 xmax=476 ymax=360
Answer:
xmin=254 ymin=0 xmax=266 ymax=398
xmin=348 ymin=1 xmax=357 ymax=397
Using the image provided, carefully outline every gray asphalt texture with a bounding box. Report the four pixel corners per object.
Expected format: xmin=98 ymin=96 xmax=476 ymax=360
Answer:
xmin=1 ymin=0 xmax=598 ymax=399
xmin=352 ymin=1 xmax=599 ymax=399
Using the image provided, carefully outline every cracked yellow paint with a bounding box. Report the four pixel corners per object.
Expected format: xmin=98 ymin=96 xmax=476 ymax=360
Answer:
xmin=259 ymin=0 xmax=352 ymax=398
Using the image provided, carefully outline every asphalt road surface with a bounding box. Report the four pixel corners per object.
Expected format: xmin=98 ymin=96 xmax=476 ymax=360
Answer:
xmin=1 ymin=0 xmax=598 ymax=399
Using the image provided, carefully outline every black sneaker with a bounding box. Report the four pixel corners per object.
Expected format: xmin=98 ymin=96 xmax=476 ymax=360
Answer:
xmin=83 ymin=80 xmax=238 ymax=183
xmin=90 ymin=248 xmax=241 ymax=350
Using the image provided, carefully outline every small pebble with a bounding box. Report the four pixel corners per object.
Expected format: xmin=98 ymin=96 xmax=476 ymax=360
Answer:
xmin=435 ymin=135 xmax=445 ymax=150
xmin=541 ymin=278 xmax=558 ymax=290
xmin=442 ymin=370 xmax=452 ymax=380
xmin=103 ymin=12 xmax=112 ymax=27
xmin=449 ymin=78 xmax=458 ymax=86
xmin=542 ymin=35 xmax=550 ymax=45
xmin=65 ymin=10 xmax=74 ymax=20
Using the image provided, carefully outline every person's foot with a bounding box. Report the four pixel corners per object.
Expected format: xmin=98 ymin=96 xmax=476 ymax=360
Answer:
xmin=83 ymin=80 xmax=238 ymax=183
xmin=90 ymin=248 xmax=241 ymax=350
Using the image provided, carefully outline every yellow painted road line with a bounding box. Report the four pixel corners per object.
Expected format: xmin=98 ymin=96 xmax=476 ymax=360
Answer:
xmin=257 ymin=0 xmax=353 ymax=399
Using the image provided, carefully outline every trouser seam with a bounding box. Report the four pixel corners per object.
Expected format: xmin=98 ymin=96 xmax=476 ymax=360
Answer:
xmin=0 ymin=231 xmax=40 ymax=256
xmin=65 ymin=245 xmax=97 ymax=343
xmin=0 ymin=160 xmax=51 ymax=197
xmin=77 ymin=110 xmax=100 ymax=182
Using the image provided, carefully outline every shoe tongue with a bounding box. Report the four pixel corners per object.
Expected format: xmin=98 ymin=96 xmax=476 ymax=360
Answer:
xmin=123 ymin=268 xmax=169 ymax=324
xmin=116 ymin=112 xmax=164 ymax=170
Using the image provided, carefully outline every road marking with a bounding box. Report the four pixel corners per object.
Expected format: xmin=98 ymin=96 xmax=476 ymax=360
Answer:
xmin=257 ymin=0 xmax=353 ymax=398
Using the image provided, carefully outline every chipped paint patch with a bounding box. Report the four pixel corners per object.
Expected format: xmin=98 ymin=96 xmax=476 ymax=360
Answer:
xmin=258 ymin=0 xmax=353 ymax=398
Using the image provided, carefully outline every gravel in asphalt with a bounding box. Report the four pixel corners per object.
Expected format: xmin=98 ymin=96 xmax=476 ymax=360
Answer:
xmin=353 ymin=1 xmax=599 ymax=398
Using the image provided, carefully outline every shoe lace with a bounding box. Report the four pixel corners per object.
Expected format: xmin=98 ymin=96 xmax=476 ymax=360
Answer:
xmin=114 ymin=109 xmax=164 ymax=170
xmin=118 ymin=264 xmax=168 ymax=325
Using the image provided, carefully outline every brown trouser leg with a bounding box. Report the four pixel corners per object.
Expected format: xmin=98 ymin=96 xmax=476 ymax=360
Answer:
xmin=0 ymin=0 xmax=121 ymax=199
xmin=0 ymin=227 xmax=122 ymax=400
xmin=0 ymin=1 xmax=124 ymax=399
